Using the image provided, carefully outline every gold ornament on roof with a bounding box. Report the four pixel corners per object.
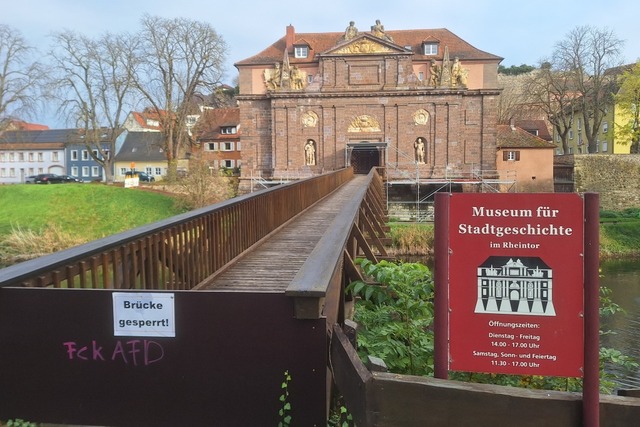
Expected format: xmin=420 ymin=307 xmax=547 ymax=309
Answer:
xmin=370 ymin=20 xmax=393 ymax=42
xmin=264 ymin=62 xmax=307 ymax=91
xmin=334 ymin=39 xmax=392 ymax=55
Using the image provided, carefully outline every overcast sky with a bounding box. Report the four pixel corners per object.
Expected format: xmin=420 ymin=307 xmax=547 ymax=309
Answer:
xmin=4 ymin=0 xmax=640 ymax=125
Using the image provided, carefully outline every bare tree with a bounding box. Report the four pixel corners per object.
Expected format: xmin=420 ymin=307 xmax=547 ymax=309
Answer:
xmin=524 ymin=63 xmax=578 ymax=154
xmin=48 ymin=30 xmax=139 ymax=181
xmin=0 ymin=24 xmax=46 ymax=127
xmin=497 ymin=72 xmax=541 ymax=124
xmin=553 ymin=25 xmax=624 ymax=153
xmin=134 ymin=15 xmax=227 ymax=180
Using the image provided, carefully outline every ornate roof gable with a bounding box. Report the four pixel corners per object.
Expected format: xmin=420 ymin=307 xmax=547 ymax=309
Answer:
xmin=322 ymin=34 xmax=408 ymax=56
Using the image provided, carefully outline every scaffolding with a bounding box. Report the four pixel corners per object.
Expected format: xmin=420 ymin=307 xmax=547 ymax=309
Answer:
xmin=248 ymin=145 xmax=517 ymax=223
xmin=384 ymin=145 xmax=517 ymax=222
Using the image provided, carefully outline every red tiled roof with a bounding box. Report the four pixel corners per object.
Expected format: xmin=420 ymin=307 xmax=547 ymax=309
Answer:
xmin=4 ymin=120 xmax=49 ymax=131
xmin=515 ymin=120 xmax=553 ymax=141
xmin=235 ymin=26 xmax=502 ymax=67
xmin=196 ymin=108 xmax=240 ymax=140
xmin=496 ymin=125 xmax=556 ymax=149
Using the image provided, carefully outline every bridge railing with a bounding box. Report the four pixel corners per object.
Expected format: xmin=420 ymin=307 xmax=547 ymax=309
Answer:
xmin=286 ymin=167 xmax=389 ymax=320
xmin=0 ymin=168 xmax=354 ymax=289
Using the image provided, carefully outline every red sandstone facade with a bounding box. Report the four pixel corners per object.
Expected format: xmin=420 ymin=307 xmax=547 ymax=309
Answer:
xmin=235 ymin=21 xmax=503 ymax=190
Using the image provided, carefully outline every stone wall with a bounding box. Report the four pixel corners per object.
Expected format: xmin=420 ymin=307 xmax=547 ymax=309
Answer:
xmin=573 ymin=154 xmax=640 ymax=210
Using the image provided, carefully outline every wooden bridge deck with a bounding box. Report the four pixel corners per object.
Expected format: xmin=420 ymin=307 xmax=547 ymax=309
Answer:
xmin=198 ymin=175 xmax=369 ymax=292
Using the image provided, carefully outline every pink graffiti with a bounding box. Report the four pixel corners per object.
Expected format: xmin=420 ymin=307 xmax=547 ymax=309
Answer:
xmin=63 ymin=339 xmax=164 ymax=366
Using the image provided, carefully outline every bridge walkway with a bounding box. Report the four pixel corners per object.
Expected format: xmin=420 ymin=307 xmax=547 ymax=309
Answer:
xmin=197 ymin=175 xmax=369 ymax=292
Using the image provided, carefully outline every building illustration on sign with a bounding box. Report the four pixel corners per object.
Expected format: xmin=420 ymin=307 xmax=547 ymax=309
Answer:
xmin=475 ymin=256 xmax=555 ymax=316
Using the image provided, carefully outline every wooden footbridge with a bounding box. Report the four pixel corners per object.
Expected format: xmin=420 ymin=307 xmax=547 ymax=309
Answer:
xmin=0 ymin=167 xmax=391 ymax=426
xmin=1 ymin=167 xmax=639 ymax=426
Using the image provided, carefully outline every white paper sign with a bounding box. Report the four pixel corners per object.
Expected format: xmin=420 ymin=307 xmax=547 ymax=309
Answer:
xmin=113 ymin=292 xmax=176 ymax=337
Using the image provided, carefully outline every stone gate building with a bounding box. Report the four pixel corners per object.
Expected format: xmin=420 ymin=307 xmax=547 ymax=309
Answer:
xmin=235 ymin=20 xmax=503 ymax=192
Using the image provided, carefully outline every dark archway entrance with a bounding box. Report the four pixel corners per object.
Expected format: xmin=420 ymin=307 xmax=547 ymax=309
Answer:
xmin=347 ymin=142 xmax=387 ymax=174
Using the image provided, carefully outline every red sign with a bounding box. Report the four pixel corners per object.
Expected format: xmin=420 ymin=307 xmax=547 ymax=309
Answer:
xmin=447 ymin=193 xmax=584 ymax=377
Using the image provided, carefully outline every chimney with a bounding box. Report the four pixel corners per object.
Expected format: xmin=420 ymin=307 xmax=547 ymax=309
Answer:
xmin=286 ymin=25 xmax=295 ymax=52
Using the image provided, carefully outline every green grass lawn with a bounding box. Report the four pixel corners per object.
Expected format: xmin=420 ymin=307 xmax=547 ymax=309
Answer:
xmin=0 ymin=183 xmax=184 ymax=241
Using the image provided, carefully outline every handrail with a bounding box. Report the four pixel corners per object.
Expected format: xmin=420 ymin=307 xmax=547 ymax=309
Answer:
xmin=286 ymin=168 xmax=388 ymax=318
xmin=0 ymin=168 xmax=354 ymax=289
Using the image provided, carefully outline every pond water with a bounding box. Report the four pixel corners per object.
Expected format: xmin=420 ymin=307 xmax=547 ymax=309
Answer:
xmin=600 ymin=258 xmax=640 ymax=391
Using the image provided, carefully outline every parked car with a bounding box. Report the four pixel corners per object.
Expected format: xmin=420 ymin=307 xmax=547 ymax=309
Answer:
xmin=33 ymin=174 xmax=67 ymax=184
xmin=30 ymin=174 xmax=82 ymax=184
xmin=125 ymin=171 xmax=155 ymax=182
xmin=58 ymin=175 xmax=83 ymax=183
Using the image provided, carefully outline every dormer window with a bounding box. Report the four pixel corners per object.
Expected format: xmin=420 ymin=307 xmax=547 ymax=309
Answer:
xmin=221 ymin=126 xmax=237 ymax=135
xmin=423 ymin=42 xmax=438 ymax=55
xmin=147 ymin=119 xmax=160 ymax=127
xmin=294 ymin=45 xmax=309 ymax=59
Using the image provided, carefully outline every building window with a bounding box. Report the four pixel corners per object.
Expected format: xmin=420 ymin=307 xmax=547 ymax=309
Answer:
xmin=82 ymin=166 xmax=90 ymax=177
xmin=423 ymin=43 xmax=438 ymax=55
xmin=18 ymin=152 xmax=24 ymax=161
xmin=221 ymin=126 xmax=237 ymax=135
xmin=8 ymin=153 xmax=14 ymax=162
xmin=602 ymin=141 xmax=608 ymax=152
xmin=503 ymin=151 xmax=520 ymax=161
xmin=120 ymin=168 xmax=128 ymax=175
xmin=294 ymin=46 xmax=308 ymax=58
xmin=71 ymin=150 xmax=78 ymax=161
xmin=71 ymin=166 xmax=79 ymax=176
xmin=577 ymin=118 xmax=582 ymax=130
xmin=222 ymin=159 xmax=234 ymax=168
xmin=207 ymin=143 xmax=217 ymax=151
xmin=155 ymin=167 xmax=162 ymax=175
xmin=9 ymin=168 xmax=15 ymax=177
xmin=92 ymin=166 xmax=100 ymax=176
xmin=418 ymin=71 xmax=424 ymax=81
xmin=28 ymin=152 xmax=34 ymax=161
xmin=236 ymin=142 xmax=241 ymax=151
xmin=92 ymin=149 xmax=99 ymax=159
xmin=602 ymin=122 xmax=608 ymax=133
xmin=221 ymin=142 xmax=234 ymax=151
xmin=82 ymin=150 xmax=89 ymax=160
xmin=0 ymin=169 xmax=4 ymax=177
xmin=0 ymin=153 xmax=4 ymax=162
xmin=37 ymin=152 xmax=43 ymax=162
xmin=569 ymin=129 xmax=574 ymax=140
xmin=307 ymin=74 xmax=314 ymax=83
xmin=578 ymin=133 xmax=583 ymax=146
xmin=146 ymin=167 xmax=153 ymax=175
xmin=52 ymin=152 xmax=59 ymax=162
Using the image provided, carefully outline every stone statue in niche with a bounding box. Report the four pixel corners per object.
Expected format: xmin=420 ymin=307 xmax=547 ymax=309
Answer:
xmin=304 ymin=140 xmax=316 ymax=165
xmin=414 ymin=137 xmax=426 ymax=164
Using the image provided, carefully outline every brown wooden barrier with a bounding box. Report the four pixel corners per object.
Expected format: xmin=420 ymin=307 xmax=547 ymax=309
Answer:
xmin=0 ymin=289 xmax=326 ymax=426
xmin=331 ymin=325 xmax=640 ymax=427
